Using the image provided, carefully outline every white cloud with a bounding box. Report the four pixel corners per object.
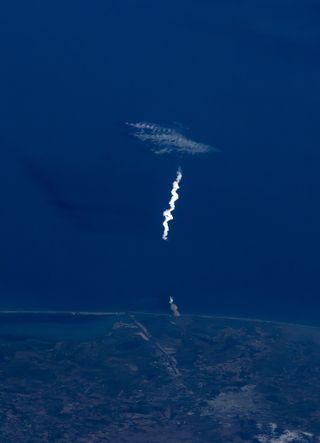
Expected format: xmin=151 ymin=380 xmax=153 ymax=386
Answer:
xmin=126 ymin=122 xmax=216 ymax=155
xmin=256 ymin=423 xmax=315 ymax=443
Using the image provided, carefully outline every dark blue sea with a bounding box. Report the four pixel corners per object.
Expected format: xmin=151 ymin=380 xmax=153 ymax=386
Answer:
xmin=0 ymin=0 xmax=320 ymax=325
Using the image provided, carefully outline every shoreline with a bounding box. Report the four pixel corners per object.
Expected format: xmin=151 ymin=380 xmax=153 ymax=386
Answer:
xmin=0 ymin=309 xmax=319 ymax=330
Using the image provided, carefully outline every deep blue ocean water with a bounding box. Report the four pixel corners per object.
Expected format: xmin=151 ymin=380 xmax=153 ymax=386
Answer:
xmin=0 ymin=0 xmax=320 ymax=325
xmin=0 ymin=314 xmax=114 ymax=340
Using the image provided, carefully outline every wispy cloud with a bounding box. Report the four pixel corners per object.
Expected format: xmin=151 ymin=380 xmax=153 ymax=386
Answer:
xmin=126 ymin=122 xmax=217 ymax=155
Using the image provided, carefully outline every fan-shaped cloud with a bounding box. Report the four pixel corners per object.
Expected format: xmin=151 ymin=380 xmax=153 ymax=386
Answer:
xmin=126 ymin=122 xmax=216 ymax=155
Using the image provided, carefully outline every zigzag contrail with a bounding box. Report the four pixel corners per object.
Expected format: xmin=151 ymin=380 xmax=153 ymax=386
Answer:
xmin=162 ymin=168 xmax=182 ymax=241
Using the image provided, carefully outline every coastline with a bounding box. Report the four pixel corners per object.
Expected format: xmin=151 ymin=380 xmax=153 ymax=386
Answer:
xmin=0 ymin=309 xmax=319 ymax=330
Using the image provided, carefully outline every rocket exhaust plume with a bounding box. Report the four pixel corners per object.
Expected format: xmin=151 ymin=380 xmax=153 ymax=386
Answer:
xmin=162 ymin=168 xmax=182 ymax=241
xmin=169 ymin=296 xmax=180 ymax=317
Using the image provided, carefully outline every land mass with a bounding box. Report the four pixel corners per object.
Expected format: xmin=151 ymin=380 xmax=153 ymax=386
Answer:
xmin=0 ymin=312 xmax=319 ymax=442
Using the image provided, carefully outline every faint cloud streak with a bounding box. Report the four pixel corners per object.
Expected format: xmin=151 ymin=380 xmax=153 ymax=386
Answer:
xmin=126 ymin=122 xmax=217 ymax=155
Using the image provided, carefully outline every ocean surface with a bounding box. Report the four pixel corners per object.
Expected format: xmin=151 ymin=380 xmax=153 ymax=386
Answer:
xmin=0 ymin=313 xmax=117 ymax=340
xmin=0 ymin=0 xmax=320 ymax=325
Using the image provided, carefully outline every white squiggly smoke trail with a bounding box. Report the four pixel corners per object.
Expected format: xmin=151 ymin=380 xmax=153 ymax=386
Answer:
xmin=162 ymin=168 xmax=182 ymax=241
